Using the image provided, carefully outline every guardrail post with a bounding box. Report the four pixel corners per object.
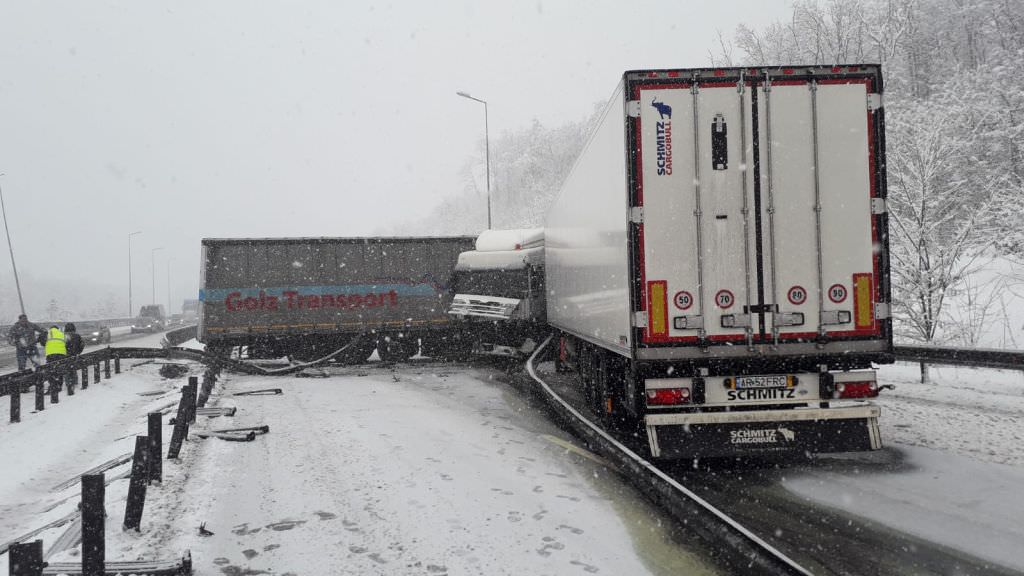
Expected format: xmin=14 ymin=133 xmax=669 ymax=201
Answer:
xmin=8 ymin=539 xmax=44 ymax=576
xmin=114 ymin=356 xmax=121 ymax=374
xmin=197 ymin=371 xmax=214 ymax=408
xmin=104 ymin=359 xmax=111 ymax=379
xmin=34 ymin=379 xmax=44 ymax=412
xmin=123 ymin=436 xmax=149 ymax=531
xmin=82 ymin=473 xmax=105 ymax=576
xmin=49 ymin=375 xmax=59 ymax=404
xmin=167 ymin=388 xmax=189 ymax=459
xmin=10 ymin=387 xmax=20 ymax=423
xmin=69 ymin=369 xmax=79 ymax=393
xmin=93 ymin=362 xmax=100 ymax=384
xmin=65 ymin=371 xmax=74 ymax=396
xmin=185 ymin=377 xmax=198 ymax=424
xmin=147 ymin=412 xmax=162 ymax=483
xmin=81 ymin=366 xmax=89 ymax=388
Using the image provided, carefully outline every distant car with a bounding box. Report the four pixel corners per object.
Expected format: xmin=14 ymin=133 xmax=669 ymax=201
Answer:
xmin=167 ymin=314 xmax=185 ymax=327
xmin=131 ymin=318 xmax=164 ymax=333
xmin=76 ymin=321 xmax=111 ymax=344
xmin=132 ymin=305 xmax=167 ymax=333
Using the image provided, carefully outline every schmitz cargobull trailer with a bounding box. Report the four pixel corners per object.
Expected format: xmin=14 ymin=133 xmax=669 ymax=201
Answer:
xmin=546 ymin=65 xmax=893 ymax=459
xmin=199 ymin=236 xmax=475 ymax=361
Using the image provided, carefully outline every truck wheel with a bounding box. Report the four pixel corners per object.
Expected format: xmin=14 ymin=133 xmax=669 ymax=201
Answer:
xmin=378 ymin=336 xmax=417 ymax=362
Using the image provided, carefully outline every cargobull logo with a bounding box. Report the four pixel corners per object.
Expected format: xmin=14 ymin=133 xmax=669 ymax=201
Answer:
xmin=652 ymin=98 xmax=673 ymax=176
xmin=729 ymin=427 xmax=797 ymax=445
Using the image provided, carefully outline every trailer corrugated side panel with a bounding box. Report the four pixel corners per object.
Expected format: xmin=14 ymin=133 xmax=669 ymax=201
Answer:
xmin=545 ymin=81 xmax=633 ymax=357
xmin=626 ymin=65 xmax=891 ymax=361
xmin=199 ymin=236 xmax=474 ymax=341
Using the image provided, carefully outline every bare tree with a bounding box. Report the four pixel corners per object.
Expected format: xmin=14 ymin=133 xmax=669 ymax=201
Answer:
xmin=887 ymin=98 xmax=1001 ymax=380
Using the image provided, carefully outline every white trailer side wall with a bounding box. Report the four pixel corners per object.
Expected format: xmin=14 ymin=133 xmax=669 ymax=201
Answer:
xmin=545 ymin=82 xmax=633 ymax=356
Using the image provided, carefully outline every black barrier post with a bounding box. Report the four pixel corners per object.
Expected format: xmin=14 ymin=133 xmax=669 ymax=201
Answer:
xmin=167 ymin=389 xmax=189 ymax=459
xmin=197 ymin=372 xmax=212 ymax=408
xmin=65 ymin=372 xmax=74 ymax=396
xmin=185 ymin=377 xmax=198 ymax=424
xmin=49 ymin=375 xmax=59 ymax=404
xmin=10 ymin=387 xmax=20 ymax=423
xmin=69 ymin=369 xmax=78 ymax=393
xmin=93 ymin=362 xmax=100 ymax=383
xmin=123 ymin=436 xmax=149 ymax=531
xmin=8 ymin=539 xmax=44 ymax=576
xmin=147 ymin=412 xmax=162 ymax=483
xmin=81 ymin=366 xmax=89 ymax=388
xmin=34 ymin=380 xmax=44 ymax=412
xmin=114 ymin=356 xmax=121 ymax=374
xmin=104 ymin=359 xmax=111 ymax=379
xmin=81 ymin=473 xmax=105 ymax=576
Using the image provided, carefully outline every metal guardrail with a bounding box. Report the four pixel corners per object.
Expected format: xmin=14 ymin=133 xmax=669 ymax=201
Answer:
xmin=893 ymin=344 xmax=1024 ymax=371
xmin=162 ymin=325 xmax=197 ymax=347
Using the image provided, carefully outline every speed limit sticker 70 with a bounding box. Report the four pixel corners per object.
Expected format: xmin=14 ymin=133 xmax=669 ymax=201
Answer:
xmin=715 ymin=289 xmax=735 ymax=309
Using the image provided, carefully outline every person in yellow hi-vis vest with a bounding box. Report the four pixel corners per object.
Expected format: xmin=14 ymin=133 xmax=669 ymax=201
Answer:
xmin=45 ymin=325 xmax=67 ymax=363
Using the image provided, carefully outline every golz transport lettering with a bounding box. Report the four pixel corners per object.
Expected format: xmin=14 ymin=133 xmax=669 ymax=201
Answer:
xmin=224 ymin=289 xmax=399 ymax=312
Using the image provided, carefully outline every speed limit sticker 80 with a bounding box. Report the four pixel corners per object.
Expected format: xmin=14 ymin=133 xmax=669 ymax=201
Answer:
xmin=787 ymin=286 xmax=807 ymax=305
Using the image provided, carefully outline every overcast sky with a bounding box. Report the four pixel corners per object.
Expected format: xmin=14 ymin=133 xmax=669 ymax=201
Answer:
xmin=0 ymin=0 xmax=791 ymax=316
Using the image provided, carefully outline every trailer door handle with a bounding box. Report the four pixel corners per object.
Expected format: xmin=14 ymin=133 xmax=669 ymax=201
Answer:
xmin=711 ymin=113 xmax=728 ymax=170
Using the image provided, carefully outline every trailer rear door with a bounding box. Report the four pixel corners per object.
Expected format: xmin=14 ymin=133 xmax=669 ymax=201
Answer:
xmin=630 ymin=67 xmax=886 ymax=350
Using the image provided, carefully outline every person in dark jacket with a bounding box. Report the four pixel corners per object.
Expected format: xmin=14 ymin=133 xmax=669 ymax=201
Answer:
xmin=6 ymin=314 xmax=46 ymax=370
xmin=65 ymin=323 xmax=85 ymax=357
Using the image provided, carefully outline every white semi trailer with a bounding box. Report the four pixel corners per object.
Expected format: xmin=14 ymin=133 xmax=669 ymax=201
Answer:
xmin=546 ymin=65 xmax=893 ymax=459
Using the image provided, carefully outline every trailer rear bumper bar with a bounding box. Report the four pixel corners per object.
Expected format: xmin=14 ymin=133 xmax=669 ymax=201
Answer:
xmin=645 ymin=405 xmax=881 ymax=459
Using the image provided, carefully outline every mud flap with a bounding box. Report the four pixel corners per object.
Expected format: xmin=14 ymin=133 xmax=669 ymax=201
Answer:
xmin=647 ymin=412 xmax=880 ymax=459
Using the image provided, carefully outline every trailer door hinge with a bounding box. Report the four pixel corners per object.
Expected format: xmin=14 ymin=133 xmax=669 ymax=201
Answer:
xmin=629 ymin=206 xmax=644 ymax=224
xmin=633 ymin=311 xmax=648 ymax=328
xmin=626 ymin=100 xmax=642 ymax=118
xmin=871 ymin=197 xmax=887 ymax=215
xmin=867 ymin=93 xmax=883 ymax=111
xmin=874 ymin=303 xmax=891 ymax=319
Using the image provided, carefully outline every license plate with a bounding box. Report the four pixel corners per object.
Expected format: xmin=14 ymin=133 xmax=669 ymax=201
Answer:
xmin=735 ymin=375 xmax=789 ymax=389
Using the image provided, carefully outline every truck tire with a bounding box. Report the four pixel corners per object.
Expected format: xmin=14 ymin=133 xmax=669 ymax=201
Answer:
xmin=378 ymin=336 xmax=418 ymax=362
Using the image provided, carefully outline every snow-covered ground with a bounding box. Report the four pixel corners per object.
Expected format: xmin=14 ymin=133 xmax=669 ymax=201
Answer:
xmin=0 ymin=359 xmax=208 ymax=567
xmin=2 ymin=359 xmax=720 ymax=576
xmin=784 ymin=361 xmax=1024 ymax=571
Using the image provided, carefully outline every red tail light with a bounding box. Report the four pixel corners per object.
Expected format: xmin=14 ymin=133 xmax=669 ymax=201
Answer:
xmin=837 ymin=381 xmax=878 ymax=399
xmin=646 ymin=388 xmax=691 ymax=406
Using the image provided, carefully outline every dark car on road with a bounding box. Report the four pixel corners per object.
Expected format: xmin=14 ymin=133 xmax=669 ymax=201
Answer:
xmin=76 ymin=321 xmax=111 ymax=344
xmin=131 ymin=305 xmax=166 ymax=333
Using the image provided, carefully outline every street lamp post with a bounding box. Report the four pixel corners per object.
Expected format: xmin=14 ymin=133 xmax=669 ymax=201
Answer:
xmin=166 ymin=258 xmax=172 ymax=315
xmin=151 ymin=247 xmax=163 ymax=307
xmin=456 ymin=91 xmax=492 ymax=229
xmin=128 ymin=231 xmax=142 ymax=317
xmin=0 ymin=175 xmax=26 ymax=315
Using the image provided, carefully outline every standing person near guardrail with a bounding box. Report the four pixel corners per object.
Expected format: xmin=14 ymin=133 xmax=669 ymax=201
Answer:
xmin=44 ymin=325 xmax=68 ymax=363
xmin=6 ymin=314 xmax=46 ymax=370
xmin=65 ymin=323 xmax=84 ymax=356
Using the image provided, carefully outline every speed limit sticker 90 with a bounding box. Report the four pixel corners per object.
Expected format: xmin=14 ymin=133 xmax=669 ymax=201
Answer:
xmin=828 ymin=283 xmax=848 ymax=303
xmin=787 ymin=286 xmax=807 ymax=305
xmin=674 ymin=291 xmax=694 ymax=310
